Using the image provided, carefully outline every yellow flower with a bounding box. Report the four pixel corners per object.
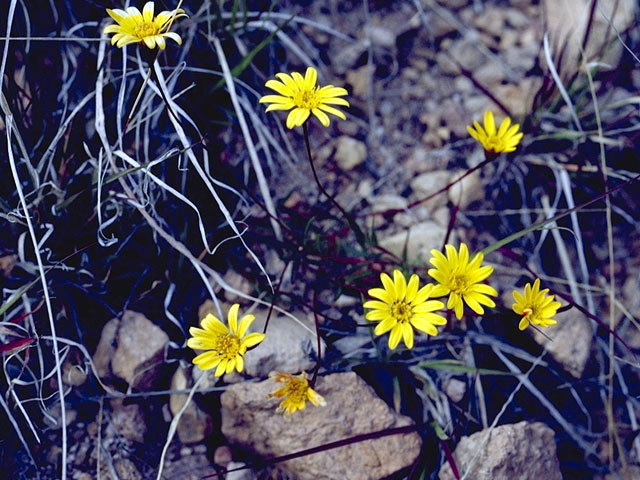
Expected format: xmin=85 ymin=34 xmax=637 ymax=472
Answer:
xmin=467 ymin=110 xmax=523 ymax=153
xmin=103 ymin=2 xmax=186 ymax=50
xmin=259 ymin=67 xmax=349 ymax=129
xmin=187 ymin=304 xmax=265 ymax=377
xmin=512 ymin=279 xmax=561 ymax=331
xmin=269 ymin=372 xmax=326 ymax=415
xmin=363 ymin=270 xmax=446 ymax=350
xmin=428 ymin=243 xmax=497 ymax=320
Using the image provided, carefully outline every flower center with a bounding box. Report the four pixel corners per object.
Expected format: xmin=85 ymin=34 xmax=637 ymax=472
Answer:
xmin=485 ymin=136 xmax=503 ymax=152
xmin=283 ymin=378 xmax=309 ymax=403
xmin=135 ymin=22 xmax=158 ymax=38
xmin=391 ymin=301 xmax=412 ymax=323
xmin=448 ymin=273 xmax=470 ymax=294
xmin=294 ymin=88 xmax=320 ymax=109
xmin=216 ymin=334 xmax=240 ymax=359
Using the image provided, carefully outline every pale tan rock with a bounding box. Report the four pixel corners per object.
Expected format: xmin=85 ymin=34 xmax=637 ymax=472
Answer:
xmin=110 ymin=399 xmax=146 ymax=443
xmin=162 ymin=454 xmax=215 ymax=480
xmin=62 ymin=361 xmax=87 ymax=387
xmin=531 ymin=309 xmax=592 ymax=379
xmin=170 ymin=367 xmax=212 ymax=444
xmin=410 ymin=170 xmax=453 ymax=211
xmin=221 ymin=372 xmax=422 ymax=480
xmin=379 ymin=221 xmax=448 ymax=264
xmin=544 ymin=0 xmax=637 ymax=72
xmin=114 ymin=458 xmax=142 ymax=480
xmin=334 ymin=136 xmax=367 ymax=171
xmin=448 ymin=169 xmax=484 ymax=209
xmin=93 ymin=312 xmax=168 ymax=389
xmin=439 ymin=422 xmax=562 ymax=480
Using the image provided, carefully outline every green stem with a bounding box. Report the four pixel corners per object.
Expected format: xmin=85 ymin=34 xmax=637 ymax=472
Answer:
xmin=302 ymin=123 xmax=366 ymax=246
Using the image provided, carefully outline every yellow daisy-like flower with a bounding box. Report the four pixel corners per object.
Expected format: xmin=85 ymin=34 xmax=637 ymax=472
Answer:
xmin=103 ymin=2 xmax=186 ymax=50
xmin=187 ymin=304 xmax=265 ymax=377
xmin=259 ymin=67 xmax=349 ymax=129
xmin=428 ymin=243 xmax=498 ymax=320
xmin=269 ymin=372 xmax=326 ymax=416
xmin=467 ymin=110 xmax=523 ymax=153
xmin=512 ymin=279 xmax=561 ymax=331
xmin=363 ymin=270 xmax=447 ymax=350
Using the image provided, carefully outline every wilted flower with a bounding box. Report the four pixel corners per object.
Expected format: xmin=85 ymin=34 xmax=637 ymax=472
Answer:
xmin=363 ymin=270 xmax=446 ymax=350
xmin=512 ymin=278 xmax=561 ymax=330
xmin=467 ymin=110 xmax=523 ymax=153
xmin=269 ymin=372 xmax=326 ymax=415
xmin=187 ymin=304 xmax=265 ymax=377
xmin=259 ymin=66 xmax=349 ymax=129
xmin=103 ymin=1 xmax=186 ymax=50
xmin=428 ymin=243 xmax=497 ymax=320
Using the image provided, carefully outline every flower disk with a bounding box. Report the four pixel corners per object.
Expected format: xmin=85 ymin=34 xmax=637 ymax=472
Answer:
xmin=259 ymin=66 xmax=349 ymax=129
xmin=512 ymin=279 xmax=561 ymax=331
xmin=187 ymin=304 xmax=265 ymax=377
xmin=103 ymin=1 xmax=186 ymax=50
xmin=269 ymin=372 xmax=326 ymax=415
xmin=363 ymin=270 xmax=446 ymax=350
xmin=428 ymin=243 xmax=497 ymax=320
xmin=467 ymin=110 xmax=523 ymax=153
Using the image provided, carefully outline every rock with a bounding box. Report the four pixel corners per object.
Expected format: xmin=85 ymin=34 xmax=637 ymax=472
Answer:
xmin=62 ymin=361 xmax=87 ymax=387
xmin=221 ymin=372 xmax=422 ymax=480
xmin=379 ymin=221 xmax=448 ymax=264
xmin=0 ymin=254 xmax=17 ymax=277
xmin=110 ymin=399 xmax=146 ymax=443
xmin=369 ymin=194 xmax=408 ymax=213
xmin=443 ymin=378 xmax=466 ymax=403
xmin=366 ymin=25 xmax=396 ymax=49
xmin=346 ymin=65 xmax=371 ymax=98
xmin=411 ymin=170 xmax=453 ymax=210
xmin=448 ymin=169 xmax=484 ymax=209
xmin=543 ymin=0 xmax=637 ymax=72
xmin=162 ymin=454 xmax=215 ymax=480
xmin=439 ymin=421 xmax=562 ymax=480
xmin=226 ymin=461 xmax=257 ymax=480
xmin=243 ymin=310 xmax=324 ymax=378
xmin=334 ymin=136 xmax=367 ymax=170
xmin=214 ymin=445 xmax=233 ymax=466
xmin=531 ymin=310 xmax=592 ymax=379
xmin=43 ymin=403 xmax=77 ymax=429
xmin=93 ymin=311 xmax=169 ymax=389
xmin=332 ymin=40 xmax=367 ymax=75
xmin=114 ymin=459 xmax=142 ymax=480
xmin=170 ymin=367 xmax=213 ymax=444
xmin=474 ymin=62 xmax=505 ymax=86
xmin=473 ymin=7 xmax=506 ymax=37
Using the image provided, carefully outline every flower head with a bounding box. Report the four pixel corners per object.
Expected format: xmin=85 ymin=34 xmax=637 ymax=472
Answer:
xmin=259 ymin=67 xmax=349 ymax=129
xmin=103 ymin=2 xmax=186 ymax=50
xmin=187 ymin=304 xmax=265 ymax=377
xmin=269 ymin=372 xmax=326 ymax=415
xmin=363 ymin=270 xmax=446 ymax=350
xmin=428 ymin=243 xmax=497 ymax=320
xmin=467 ymin=110 xmax=523 ymax=153
xmin=512 ymin=279 xmax=561 ymax=330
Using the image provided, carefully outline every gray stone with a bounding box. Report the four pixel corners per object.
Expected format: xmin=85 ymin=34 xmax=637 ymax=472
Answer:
xmin=93 ymin=311 xmax=169 ymax=389
xmin=448 ymin=169 xmax=484 ymax=209
xmin=531 ymin=310 xmax=592 ymax=379
xmin=439 ymin=421 xmax=562 ymax=480
xmin=378 ymin=221 xmax=448 ymax=264
xmin=243 ymin=310 xmax=324 ymax=378
xmin=411 ymin=170 xmax=453 ymax=211
xmin=221 ymin=372 xmax=422 ymax=480
xmin=110 ymin=399 xmax=146 ymax=443
xmin=170 ymin=367 xmax=213 ymax=444
xmin=334 ymin=136 xmax=367 ymax=170
xmin=544 ymin=0 xmax=637 ymax=72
